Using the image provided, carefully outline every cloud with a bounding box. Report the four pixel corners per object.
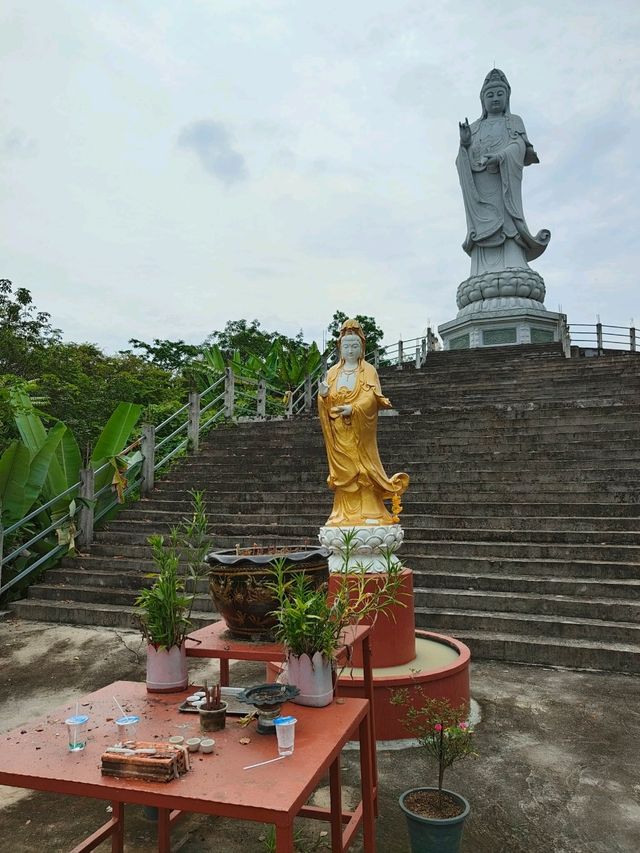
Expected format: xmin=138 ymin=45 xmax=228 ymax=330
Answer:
xmin=3 ymin=129 xmax=38 ymax=158
xmin=177 ymin=120 xmax=247 ymax=185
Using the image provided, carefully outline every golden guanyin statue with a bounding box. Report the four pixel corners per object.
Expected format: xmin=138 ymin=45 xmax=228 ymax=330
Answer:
xmin=318 ymin=319 xmax=409 ymax=527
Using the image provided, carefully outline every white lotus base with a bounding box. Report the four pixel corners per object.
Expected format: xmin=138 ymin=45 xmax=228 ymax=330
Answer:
xmin=318 ymin=524 xmax=404 ymax=573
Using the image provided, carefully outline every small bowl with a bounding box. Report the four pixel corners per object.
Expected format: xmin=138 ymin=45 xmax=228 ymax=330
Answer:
xmin=195 ymin=691 xmax=206 ymax=698
xmin=186 ymin=737 xmax=201 ymax=753
xmin=186 ymin=694 xmax=201 ymax=705
xmin=169 ymin=735 xmax=184 ymax=745
xmin=200 ymin=738 xmax=215 ymax=754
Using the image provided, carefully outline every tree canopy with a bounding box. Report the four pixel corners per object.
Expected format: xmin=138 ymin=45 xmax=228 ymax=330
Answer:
xmin=327 ymin=310 xmax=385 ymax=353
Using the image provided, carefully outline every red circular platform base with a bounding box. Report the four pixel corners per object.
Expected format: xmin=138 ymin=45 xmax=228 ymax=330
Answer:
xmin=337 ymin=630 xmax=470 ymax=741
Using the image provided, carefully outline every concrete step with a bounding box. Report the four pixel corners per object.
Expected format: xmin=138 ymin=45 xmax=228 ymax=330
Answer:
xmin=94 ymin=524 xmax=640 ymax=547
xmin=130 ymin=497 xmax=640 ymax=518
xmin=413 ymin=588 xmax=640 ymax=622
xmin=60 ymin=551 xmax=640 ymax=582
xmin=413 ymin=571 xmax=640 ymax=599
xmin=406 ymin=554 xmax=640 ymax=580
xmin=104 ymin=514 xmax=640 ymax=537
xmin=8 ymin=598 xmax=218 ymax=631
xmin=42 ymin=567 xmax=211 ymax=594
xmin=26 ymin=582 xmax=214 ymax=612
xmin=101 ymin=506 xmax=640 ymax=540
xmin=443 ymin=631 xmax=640 ymax=673
xmin=415 ymin=607 xmax=640 ymax=644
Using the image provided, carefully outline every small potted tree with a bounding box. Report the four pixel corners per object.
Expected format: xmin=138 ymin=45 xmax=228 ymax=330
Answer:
xmin=135 ymin=490 xmax=209 ymax=692
xmin=391 ymin=688 xmax=477 ymax=853
xmin=269 ymin=547 xmax=405 ymax=707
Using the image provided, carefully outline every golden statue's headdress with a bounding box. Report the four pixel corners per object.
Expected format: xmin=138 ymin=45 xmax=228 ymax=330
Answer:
xmin=337 ymin=319 xmax=366 ymax=358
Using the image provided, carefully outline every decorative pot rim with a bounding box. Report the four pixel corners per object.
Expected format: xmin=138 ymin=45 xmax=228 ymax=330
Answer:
xmin=198 ymin=701 xmax=229 ymax=713
xmin=399 ymin=787 xmax=470 ymax=825
xmin=206 ymin=545 xmax=330 ymax=567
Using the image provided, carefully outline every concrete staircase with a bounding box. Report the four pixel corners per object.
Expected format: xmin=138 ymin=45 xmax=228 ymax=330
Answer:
xmin=11 ymin=344 xmax=640 ymax=672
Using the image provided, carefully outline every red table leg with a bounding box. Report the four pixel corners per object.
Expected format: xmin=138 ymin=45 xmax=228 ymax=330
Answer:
xmin=219 ymin=658 xmax=230 ymax=687
xmin=329 ymin=755 xmax=344 ymax=852
xmin=275 ymin=822 xmax=295 ymax=851
xmin=360 ymin=634 xmax=378 ymax=816
xmin=157 ymin=807 xmax=171 ymax=853
xmin=359 ymin=716 xmax=376 ymax=852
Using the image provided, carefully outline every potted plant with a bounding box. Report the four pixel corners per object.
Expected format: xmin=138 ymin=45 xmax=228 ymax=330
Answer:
xmin=135 ymin=490 xmax=210 ymax=692
xmin=391 ymin=688 xmax=477 ymax=853
xmin=205 ymin=543 xmax=329 ymax=640
xmin=268 ymin=546 xmax=404 ymax=707
xmin=198 ymin=681 xmax=228 ymax=732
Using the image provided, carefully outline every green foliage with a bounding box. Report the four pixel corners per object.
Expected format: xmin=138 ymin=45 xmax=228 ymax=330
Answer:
xmin=327 ymin=310 xmax=384 ymax=354
xmin=135 ymin=491 xmax=211 ymax=649
xmin=135 ymin=535 xmax=192 ymax=650
xmin=0 ymin=441 xmax=31 ymax=524
xmin=390 ymin=688 xmax=477 ymax=794
xmin=0 ymin=279 xmax=61 ymax=376
xmin=205 ymin=318 xmax=304 ymax=362
xmin=126 ymin=338 xmax=201 ymax=372
xmin=268 ymin=535 xmax=405 ymax=660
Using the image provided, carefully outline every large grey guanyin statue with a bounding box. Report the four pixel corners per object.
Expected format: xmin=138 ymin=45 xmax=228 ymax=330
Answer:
xmin=455 ymin=69 xmax=550 ymax=311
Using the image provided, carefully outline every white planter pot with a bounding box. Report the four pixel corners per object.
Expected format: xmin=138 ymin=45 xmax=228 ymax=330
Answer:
xmin=146 ymin=643 xmax=188 ymax=693
xmin=286 ymin=652 xmax=334 ymax=707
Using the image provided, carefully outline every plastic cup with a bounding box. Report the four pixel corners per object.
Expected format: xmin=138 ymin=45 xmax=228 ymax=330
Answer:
xmin=115 ymin=715 xmax=140 ymax=746
xmin=65 ymin=715 xmax=89 ymax=752
xmin=273 ymin=716 xmax=297 ymax=756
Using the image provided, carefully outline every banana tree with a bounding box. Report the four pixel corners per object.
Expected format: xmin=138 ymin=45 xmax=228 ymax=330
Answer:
xmin=8 ymin=389 xmax=142 ymax=542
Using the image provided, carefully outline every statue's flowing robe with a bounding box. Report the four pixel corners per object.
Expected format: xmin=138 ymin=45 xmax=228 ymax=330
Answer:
xmin=456 ymin=113 xmax=550 ymax=275
xmin=318 ymin=360 xmax=408 ymax=526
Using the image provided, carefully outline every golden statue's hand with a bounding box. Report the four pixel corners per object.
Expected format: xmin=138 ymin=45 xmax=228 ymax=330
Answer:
xmin=331 ymin=404 xmax=352 ymax=417
xmin=318 ymin=379 xmax=330 ymax=397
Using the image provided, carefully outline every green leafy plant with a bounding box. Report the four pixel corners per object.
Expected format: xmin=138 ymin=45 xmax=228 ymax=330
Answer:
xmin=268 ymin=535 xmax=406 ymax=661
xmin=390 ymin=687 xmax=477 ymax=808
xmin=135 ymin=490 xmax=210 ymax=649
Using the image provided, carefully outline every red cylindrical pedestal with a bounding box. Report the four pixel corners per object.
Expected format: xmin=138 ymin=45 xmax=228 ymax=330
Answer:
xmin=328 ymin=569 xmax=416 ymax=668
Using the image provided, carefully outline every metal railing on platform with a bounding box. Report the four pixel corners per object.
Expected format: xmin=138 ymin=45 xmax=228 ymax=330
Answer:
xmin=569 ymin=322 xmax=637 ymax=352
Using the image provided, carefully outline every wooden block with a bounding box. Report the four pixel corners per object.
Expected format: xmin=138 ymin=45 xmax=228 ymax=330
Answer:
xmin=100 ymin=741 xmax=190 ymax=783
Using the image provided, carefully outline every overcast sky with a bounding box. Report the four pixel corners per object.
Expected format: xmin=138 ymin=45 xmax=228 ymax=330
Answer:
xmin=2 ymin=1 xmax=639 ymax=353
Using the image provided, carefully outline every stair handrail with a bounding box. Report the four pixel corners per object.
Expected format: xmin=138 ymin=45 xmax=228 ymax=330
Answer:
xmin=0 ymin=363 xmax=320 ymax=596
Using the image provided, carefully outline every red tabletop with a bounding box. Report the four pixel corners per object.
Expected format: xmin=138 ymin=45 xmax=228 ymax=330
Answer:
xmin=0 ymin=681 xmax=368 ymax=825
xmin=186 ymin=620 xmax=371 ymax=664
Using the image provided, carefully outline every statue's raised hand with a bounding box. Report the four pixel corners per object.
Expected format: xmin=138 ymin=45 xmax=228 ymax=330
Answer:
xmin=318 ymin=378 xmax=330 ymax=397
xmin=459 ymin=118 xmax=471 ymax=148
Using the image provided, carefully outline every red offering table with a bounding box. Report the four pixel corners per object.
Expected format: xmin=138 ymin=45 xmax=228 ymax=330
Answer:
xmin=0 ymin=681 xmax=375 ymax=852
xmin=186 ymin=621 xmax=378 ymax=810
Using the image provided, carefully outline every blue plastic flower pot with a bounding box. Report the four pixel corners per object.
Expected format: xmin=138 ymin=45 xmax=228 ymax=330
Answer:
xmin=399 ymin=788 xmax=470 ymax=853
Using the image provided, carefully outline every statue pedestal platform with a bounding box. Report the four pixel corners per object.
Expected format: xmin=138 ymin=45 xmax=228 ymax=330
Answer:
xmin=439 ymin=299 xmax=564 ymax=350
xmin=331 ymin=569 xmax=470 ymax=740
xmin=267 ymin=568 xmax=471 ymax=741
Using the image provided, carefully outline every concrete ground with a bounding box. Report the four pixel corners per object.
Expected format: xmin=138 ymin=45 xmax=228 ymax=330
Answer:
xmin=0 ymin=616 xmax=638 ymax=853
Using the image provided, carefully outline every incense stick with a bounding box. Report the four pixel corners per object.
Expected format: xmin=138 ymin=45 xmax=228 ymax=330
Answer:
xmin=243 ymin=755 xmax=287 ymax=770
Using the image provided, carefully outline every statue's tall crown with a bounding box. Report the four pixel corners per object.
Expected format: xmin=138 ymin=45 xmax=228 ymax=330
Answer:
xmin=481 ymin=68 xmax=510 ymax=95
xmin=338 ymin=318 xmax=366 ymax=356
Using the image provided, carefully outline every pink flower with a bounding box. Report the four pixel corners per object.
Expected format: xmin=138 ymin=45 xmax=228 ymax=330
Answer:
xmin=459 ymin=722 xmax=468 ymax=730
xmin=434 ymin=724 xmax=443 ymax=732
